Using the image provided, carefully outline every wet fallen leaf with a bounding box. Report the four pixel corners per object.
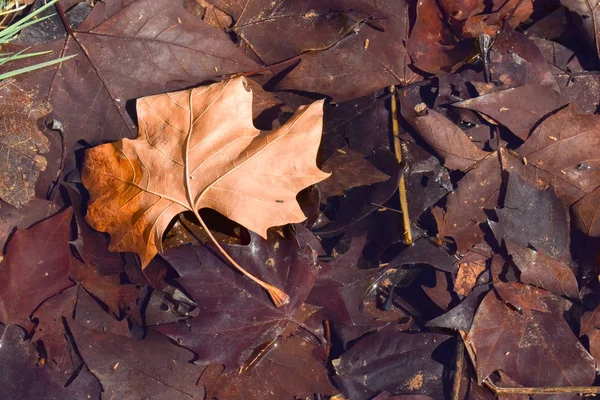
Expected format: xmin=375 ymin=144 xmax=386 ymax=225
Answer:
xmin=82 ymin=77 xmax=329 ymax=267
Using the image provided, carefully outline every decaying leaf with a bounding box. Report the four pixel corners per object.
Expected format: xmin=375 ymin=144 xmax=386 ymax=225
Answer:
xmin=0 ymin=80 xmax=51 ymax=208
xmin=82 ymin=77 xmax=329 ymax=303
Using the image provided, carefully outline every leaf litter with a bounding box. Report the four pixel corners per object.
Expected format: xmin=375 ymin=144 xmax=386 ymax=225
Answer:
xmin=2 ymin=0 xmax=600 ymax=399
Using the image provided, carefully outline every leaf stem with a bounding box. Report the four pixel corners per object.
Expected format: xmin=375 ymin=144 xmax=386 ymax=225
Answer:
xmin=183 ymin=90 xmax=289 ymax=307
xmin=192 ymin=210 xmax=289 ymax=307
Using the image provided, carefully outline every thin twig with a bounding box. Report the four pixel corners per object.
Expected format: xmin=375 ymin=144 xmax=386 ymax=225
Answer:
xmin=390 ymin=85 xmax=412 ymax=245
xmin=483 ymin=377 xmax=600 ymax=396
xmin=54 ymin=1 xmax=74 ymax=36
xmin=452 ymin=339 xmax=465 ymax=400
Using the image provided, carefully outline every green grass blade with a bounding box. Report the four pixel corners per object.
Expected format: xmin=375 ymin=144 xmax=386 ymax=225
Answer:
xmin=0 ymin=49 xmax=54 ymax=65
xmin=0 ymin=53 xmax=75 ymax=80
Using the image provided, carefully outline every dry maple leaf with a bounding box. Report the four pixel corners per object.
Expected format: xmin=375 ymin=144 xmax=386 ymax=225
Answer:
xmin=82 ymin=77 xmax=329 ymax=306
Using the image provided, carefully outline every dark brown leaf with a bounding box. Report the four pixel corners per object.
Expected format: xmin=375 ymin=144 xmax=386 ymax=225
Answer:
xmin=452 ymin=85 xmax=567 ymax=141
xmin=505 ymin=239 xmax=579 ymax=299
xmin=573 ymin=186 xmax=600 ymax=236
xmin=518 ymin=104 xmax=600 ymax=206
xmin=0 ymin=324 xmax=101 ymax=399
xmin=433 ymin=154 xmax=501 ymax=253
xmin=560 ymin=0 xmax=600 ymax=60
xmin=580 ymin=306 xmax=600 ymax=365
xmin=153 ymin=231 xmax=319 ymax=367
xmin=406 ymin=0 xmax=470 ymax=75
xmin=318 ymin=146 xmax=389 ymax=201
xmin=201 ymin=334 xmax=336 ymax=399
xmin=334 ymin=324 xmax=452 ymax=399
xmin=400 ymin=104 xmax=487 ymax=171
xmin=494 ymin=172 xmax=571 ymax=261
xmin=272 ymin=0 xmax=418 ymax=101
xmin=70 ymin=322 xmax=205 ymax=399
xmin=31 ymin=286 xmax=80 ymax=384
xmin=0 ymin=208 xmax=73 ymax=325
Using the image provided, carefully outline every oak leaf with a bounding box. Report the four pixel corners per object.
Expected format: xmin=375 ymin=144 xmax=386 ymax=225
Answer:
xmin=82 ymin=77 xmax=329 ymax=301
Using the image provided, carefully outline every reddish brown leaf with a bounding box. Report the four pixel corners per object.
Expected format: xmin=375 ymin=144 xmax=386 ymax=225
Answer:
xmin=406 ymin=0 xmax=470 ymax=75
xmin=201 ymin=334 xmax=336 ymax=399
xmin=31 ymin=287 xmax=80 ymax=384
xmin=455 ymin=259 xmax=486 ymax=297
xmin=0 ymin=208 xmax=73 ymax=325
xmin=73 ymin=285 xmax=131 ymax=338
xmin=400 ymin=104 xmax=487 ymax=171
xmin=580 ymin=306 xmax=600 ymax=365
xmin=466 ymin=282 xmax=596 ymax=386
xmin=70 ymin=260 xmax=139 ymax=318
xmin=0 ymin=198 xmax=58 ymax=251
xmin=82 ymin=78 xmax=329 ymax=268
xmin=572 ymin=185 xmax=600 ymax=237
xmin=453 ymin=85 xmax=567 ymax=141
xmin=518 ymin=105 xmax=600 ymax=206
xmin=560 ymin=0 xmax=600 ymax=60
xmin=433 ymin=154 xmax=501 ymax=252
xmin=505 ymin=239 xmax=579 ymax=299
xmin=70 ymin=322 xmax=205 ymax=399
